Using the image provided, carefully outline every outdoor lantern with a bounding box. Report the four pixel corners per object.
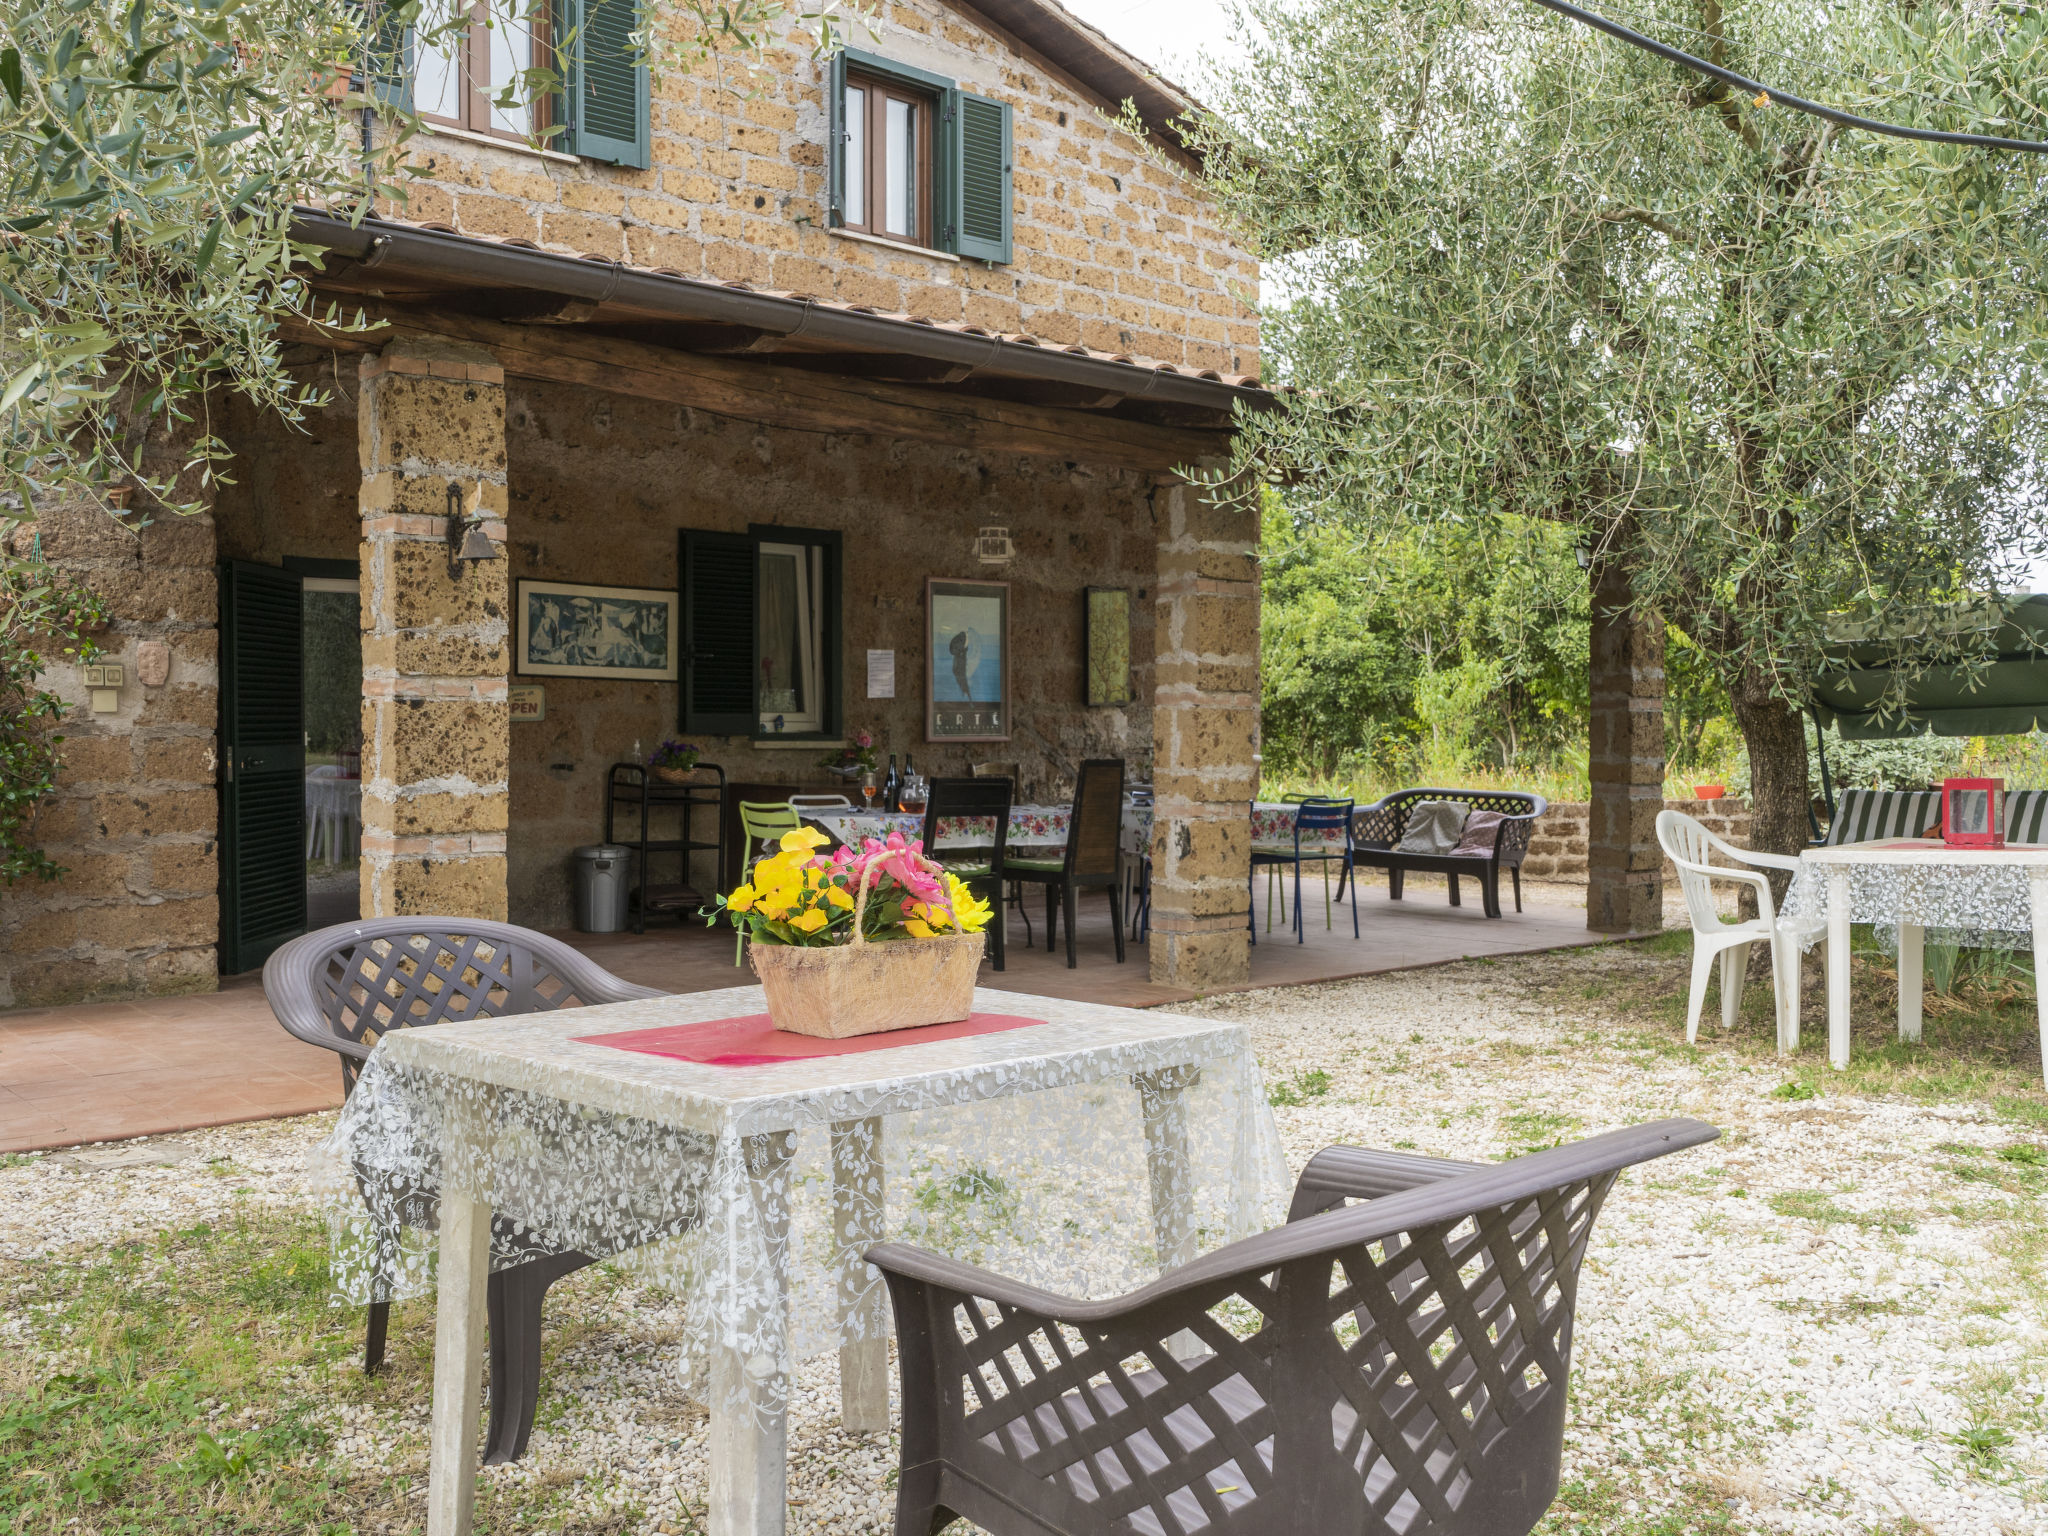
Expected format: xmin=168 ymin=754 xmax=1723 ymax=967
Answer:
xmin=1941 ymin=777 xmax=2005 ymax=849
xmin=975 ymin=525 xmax=1015 ymax=565
xmin=445 ymin=480 xmax=500 ymax=572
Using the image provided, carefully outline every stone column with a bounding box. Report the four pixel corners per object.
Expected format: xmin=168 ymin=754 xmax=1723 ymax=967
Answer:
xmin=357 ymin=337 xmax=510 ymax=920
xmin=1149 ymin=476 xmax=1258 ymax=988
xmin=1586 ymin=557 xmax=1664 ymax=933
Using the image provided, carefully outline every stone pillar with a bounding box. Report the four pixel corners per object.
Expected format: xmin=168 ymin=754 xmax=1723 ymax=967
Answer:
xmin=1149 ymin=476 xmax=1259 ymax=988
xmin=357 ymin=337 xmax=510 ymax=920
xmin=0 ymin=424 xmax=220 ymax=1006
xmin=1587 ymin=557 xmax=1664 ymax=934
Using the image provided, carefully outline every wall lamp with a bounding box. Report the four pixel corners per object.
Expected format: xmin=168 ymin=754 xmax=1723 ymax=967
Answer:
xmin=446 ymin=480 xmax=500 ymax=574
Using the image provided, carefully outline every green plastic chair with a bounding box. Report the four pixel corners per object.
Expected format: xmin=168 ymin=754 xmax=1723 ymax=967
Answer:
xmin=739 ymin=800 xmax=801 ymax=867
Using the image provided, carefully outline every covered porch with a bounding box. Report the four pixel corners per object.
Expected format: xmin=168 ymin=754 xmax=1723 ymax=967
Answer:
xmin=208 ymin=212 xmax=1273 ymax=991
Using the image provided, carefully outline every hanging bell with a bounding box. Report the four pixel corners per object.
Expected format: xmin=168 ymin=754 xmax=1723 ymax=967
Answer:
xmin=455 ymin=524 xmax=499 ymax=563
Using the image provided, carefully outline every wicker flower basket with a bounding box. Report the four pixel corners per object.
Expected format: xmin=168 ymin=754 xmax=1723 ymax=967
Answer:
xmin=747 ymin=860 xmax=984 ymax=1037
xmin=652 ymin=764 xmax=701 ymax=784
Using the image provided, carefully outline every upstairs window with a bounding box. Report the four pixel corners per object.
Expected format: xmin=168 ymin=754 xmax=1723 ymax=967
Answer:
xmin=828 ymin=48 xmax=1014 ymax=264
xmin=360 ymin=0 xmax=649 ymax=168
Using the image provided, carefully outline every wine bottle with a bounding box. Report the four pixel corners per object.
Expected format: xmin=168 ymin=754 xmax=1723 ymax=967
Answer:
xmin=883 ymin=754 xmax=900 ymax=813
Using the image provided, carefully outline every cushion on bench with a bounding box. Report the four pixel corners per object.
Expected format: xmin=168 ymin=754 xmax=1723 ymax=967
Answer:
xmin=1396 ymin=800 xmax=1468 ymax=854
xmin=1824 ymin=788 xmax=1942 ymax=845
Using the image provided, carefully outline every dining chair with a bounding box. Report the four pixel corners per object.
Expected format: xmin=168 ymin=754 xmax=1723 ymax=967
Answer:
xmin=871 ymin=1118 xmax=1719 ymax=1536
xmin=262 ymin=918 xmax=672 ymax=1465
xmin=739 ymin=799 xmax=801 ymax=865
xmin=1005 ymin=759 xmax=1126 ymax=967
xmin=1656 ymin=809 xmax=1826 ymax=1051
xmin=919 ymin=776 xmax=1013 ymax=971
xmin=971 ymin=761 xmax=1031 ymax=940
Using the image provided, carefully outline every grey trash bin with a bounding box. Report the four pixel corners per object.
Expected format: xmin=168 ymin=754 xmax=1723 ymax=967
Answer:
xmin=573 ymin=844 xmax=631 ymax=933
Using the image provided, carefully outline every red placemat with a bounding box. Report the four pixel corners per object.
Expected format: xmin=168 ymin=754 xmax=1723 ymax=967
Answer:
xmin=573 ymin=1012 xmax=1048 ymax=1068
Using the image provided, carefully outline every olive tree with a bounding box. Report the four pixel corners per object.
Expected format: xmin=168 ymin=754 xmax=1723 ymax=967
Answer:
xmin=1190 ymin=0 xmax=2048 ymax=865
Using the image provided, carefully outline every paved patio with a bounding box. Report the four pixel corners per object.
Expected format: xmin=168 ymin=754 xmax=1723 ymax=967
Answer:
xmin=0 ymin=876 xmax=1622 ymax=1154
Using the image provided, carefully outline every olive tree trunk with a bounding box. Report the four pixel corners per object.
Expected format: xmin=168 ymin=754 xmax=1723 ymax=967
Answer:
xmin=1732 ymin=674 xmax=1810 ymax=916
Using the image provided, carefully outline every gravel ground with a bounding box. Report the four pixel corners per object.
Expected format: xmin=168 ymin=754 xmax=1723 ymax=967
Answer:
xmin=5 ymin=940 xmax=2045 ymax=1535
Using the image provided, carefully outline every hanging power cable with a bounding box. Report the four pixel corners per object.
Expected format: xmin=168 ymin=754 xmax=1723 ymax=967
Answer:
xmin=1528 ymin=0 xmax=2048 ymax=153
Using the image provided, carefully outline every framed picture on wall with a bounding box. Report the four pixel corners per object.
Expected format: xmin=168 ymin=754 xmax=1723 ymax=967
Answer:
xmin=927 ymin=578 xmax=1010 ymax=741
xmin=1085 ymin=587 xmax=1132 ymax=706
xmin=515 ymin=579 xmax=679 ymax=681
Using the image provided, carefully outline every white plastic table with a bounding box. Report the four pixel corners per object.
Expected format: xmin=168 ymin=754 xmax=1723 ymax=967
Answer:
xmin=1787 ymin=841 xmax=2048 ymax=1080
xmin=319 ymin=985 xmax=1286 ymax=1536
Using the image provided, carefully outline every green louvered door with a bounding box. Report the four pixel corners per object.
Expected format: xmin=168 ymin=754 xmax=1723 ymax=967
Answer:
xmin=562 ymin=0 xmax=649 ymax=167
xmin=220 ymin=561 xmax=307 ymax=974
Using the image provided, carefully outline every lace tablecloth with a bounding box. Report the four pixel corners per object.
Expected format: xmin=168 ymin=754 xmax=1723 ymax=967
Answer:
xmin=1782 ymin=840 xmax=2048 ymax=951
xmin=314 ymin=985 xmax=1288 ymax=1419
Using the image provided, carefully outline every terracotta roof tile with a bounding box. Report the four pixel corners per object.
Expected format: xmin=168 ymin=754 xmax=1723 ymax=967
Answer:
xmin=330 ymin=213 xmax=1266 ymax=390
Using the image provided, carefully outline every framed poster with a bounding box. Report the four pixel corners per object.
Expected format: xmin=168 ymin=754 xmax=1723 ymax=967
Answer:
xmin=515 ymin=579 xmax=679 ymax=681
xmin=927 ymin=577 xmax=1010 ymax=741
xmin=1085 ymin=587 xmax=1132 ymax=706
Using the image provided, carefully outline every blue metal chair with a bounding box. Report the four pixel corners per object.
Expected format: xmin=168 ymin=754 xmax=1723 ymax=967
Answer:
xmin=1250 ymin=798 xmax=1359 ymax=944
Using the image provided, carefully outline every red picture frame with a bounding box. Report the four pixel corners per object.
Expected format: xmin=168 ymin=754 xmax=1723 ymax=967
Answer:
xmin=1941 ymin=777 xmax=2005 ymax=849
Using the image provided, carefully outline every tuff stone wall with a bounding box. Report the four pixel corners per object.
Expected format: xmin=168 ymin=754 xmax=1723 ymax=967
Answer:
xmin=377 ymin=0 xmax=1260 ymax=376
xmin=1521 ymin=799 xmax=1753 ymax=884
xmin=0 ymin=445 xmax=220 ymax=1007
xmin=502 ymin=377 xmax=1160 ymax=928
xmin=357 ymin=338 xmax=512 ymax=920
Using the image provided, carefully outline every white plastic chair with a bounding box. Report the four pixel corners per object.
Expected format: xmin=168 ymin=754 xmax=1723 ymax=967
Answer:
xmin=1656 ymin=809 xmax=1826 ymax=1053
xmin=787 ymin=794 xmax=854 ymax=810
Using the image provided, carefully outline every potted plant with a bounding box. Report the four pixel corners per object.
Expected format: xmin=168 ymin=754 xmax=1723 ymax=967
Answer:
xmin=817 ymin=728 xmax=879 ymax=780
xmin=647 ymin=738 xmax=703 ymax=784
xmin=705 ymin=828 xmax=992 ymax=1037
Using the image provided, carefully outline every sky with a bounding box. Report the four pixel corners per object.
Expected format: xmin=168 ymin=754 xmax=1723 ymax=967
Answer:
xmin=1055 ymin=0 xmax=1243 ymax=88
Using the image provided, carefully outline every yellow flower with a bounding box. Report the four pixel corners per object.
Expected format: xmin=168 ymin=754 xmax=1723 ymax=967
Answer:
xmin=779 ymin=827 xmax=830 ymax=854
xmin=903 ymin=918 xmax=936 ymax=939
xmin=788 ymin=908 xmax=830 ymax=934
xmin=945 ymin=875 xmax=993 ymax=933
xmin=826 ymin=885 xmax=855 ymax=910
xmin=727 ymin=884 xmax=758 ymax=913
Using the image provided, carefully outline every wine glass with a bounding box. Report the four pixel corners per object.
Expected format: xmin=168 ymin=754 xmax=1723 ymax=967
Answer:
xmin=860 ymin=773 xmax=877 ymax=811
xmin=900 ymin=774 xmax=927 ymax=814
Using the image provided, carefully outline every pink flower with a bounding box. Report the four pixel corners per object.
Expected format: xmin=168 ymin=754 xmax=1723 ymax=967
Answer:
xmin=856 ymin=730 xmax=873 ymax=748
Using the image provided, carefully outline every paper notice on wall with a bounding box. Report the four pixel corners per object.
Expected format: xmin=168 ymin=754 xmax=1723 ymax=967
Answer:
xmin=866 ymin=650 xmax=895 ymax=700
xmin=509 ymin=684 xmax=546 ymax=723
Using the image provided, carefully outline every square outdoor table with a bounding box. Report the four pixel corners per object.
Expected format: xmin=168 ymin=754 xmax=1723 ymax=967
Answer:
xmin=317 ymin=984 xmax=1287 ymax=1536
xmin=1784 ymin=840 xmax=2048 ymax=1081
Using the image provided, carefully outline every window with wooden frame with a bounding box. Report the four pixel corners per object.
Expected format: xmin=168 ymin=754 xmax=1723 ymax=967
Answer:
xmin=840 ymin=71 xmax=934 ymax=246
xmin=828 ymin=48 xmax=1014 ymax=264
xmin=360 ymin=0 xmax=649 ymax=167
xmin=679 ymin=527 xmax=844 ymax=740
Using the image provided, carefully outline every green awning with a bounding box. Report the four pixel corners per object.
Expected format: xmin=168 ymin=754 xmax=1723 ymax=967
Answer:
xmin=1813 ymin=594 xmax=2048 ymax=740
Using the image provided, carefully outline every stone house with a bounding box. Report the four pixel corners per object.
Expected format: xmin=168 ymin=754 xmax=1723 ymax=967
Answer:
xmin=0 ymin=0 xmax=1268 ymax=1008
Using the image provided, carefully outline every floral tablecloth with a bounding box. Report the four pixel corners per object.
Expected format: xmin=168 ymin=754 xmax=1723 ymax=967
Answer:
xmin=808 ymin=801 xmax=1339 ymax=854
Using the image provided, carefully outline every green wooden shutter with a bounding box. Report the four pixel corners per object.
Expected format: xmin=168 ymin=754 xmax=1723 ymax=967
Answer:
xmin=353 ymin=0 xmax=413 ymax=108
xmin=680 ymin=530 xmax=756 ymax=735
xmin=220 ymin=561 xmax=307 ymax=974
xmin=826 ymin=51 xmax=848 ymax=228
xmin=949 ymin=90 xmax=1012 ymax=264
xmin=561 ymin=0 xmax=648 ymax=168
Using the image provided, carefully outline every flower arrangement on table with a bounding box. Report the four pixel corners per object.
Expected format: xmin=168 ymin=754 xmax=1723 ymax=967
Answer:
xmin=646 ymin=738 xmax=702 ymax=782
xmin=816 ymin=728 xmax=879 ymax=779
xmin=708 ymin=827 xmax=991 ymax=949
xmin=705 ymin=828 xmax=995 ymax=1037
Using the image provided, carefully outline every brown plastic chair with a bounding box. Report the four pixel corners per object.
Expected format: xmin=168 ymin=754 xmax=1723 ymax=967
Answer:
xmin=1005 ymin=758 xmax=1126 ymax=967
xmin=920 ymin=776 xmax=1014 ymax=972
xmin=871 ymin=1118 xmax=1718 ymax=1536
xmin=263 ymin=918 xmax=670 ymax=1465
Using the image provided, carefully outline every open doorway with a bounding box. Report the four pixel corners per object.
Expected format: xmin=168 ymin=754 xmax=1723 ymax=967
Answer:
xmin=301 ymin=575 xmax=363 ymax=928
